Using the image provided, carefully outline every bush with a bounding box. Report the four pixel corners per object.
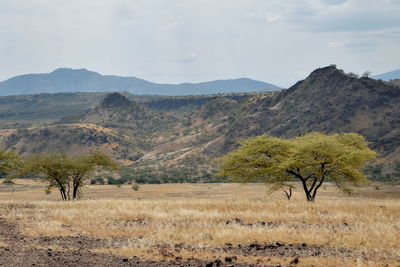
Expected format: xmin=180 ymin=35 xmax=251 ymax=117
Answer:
xmin=107 ymin=177 xmax=121 ymax=185
xmin=131 ymin=184 xmax=140 ymax=191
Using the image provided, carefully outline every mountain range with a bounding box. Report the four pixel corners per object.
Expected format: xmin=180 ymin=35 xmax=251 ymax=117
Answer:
xmin=0 ymin=68 xmax=281 ymax=96
xmin=0 ymin=65 xmax=399 ymax=181
xmin=372 ymin=69 xmax=400 ymax=81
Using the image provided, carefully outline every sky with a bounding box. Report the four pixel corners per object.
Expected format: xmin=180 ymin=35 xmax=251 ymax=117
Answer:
xmin=0 ymin=0 xmax=399 ymax=87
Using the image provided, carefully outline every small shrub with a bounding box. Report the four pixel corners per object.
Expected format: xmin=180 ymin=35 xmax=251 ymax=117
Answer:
xmin=131 ymin=184 xmax=140 ymax=191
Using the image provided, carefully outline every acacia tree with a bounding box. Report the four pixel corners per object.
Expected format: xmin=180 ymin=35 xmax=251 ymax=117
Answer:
xmin=23 ymin=151 xmax=119 ymax=201
xmin=0 ymin=150 xmax=23 ymax=181
xmin=217 ymin=132 xmax=377 ymax=201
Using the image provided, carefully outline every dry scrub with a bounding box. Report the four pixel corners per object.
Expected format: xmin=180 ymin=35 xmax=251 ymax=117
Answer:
xmin=0 ymin=183 xmax=399 ymax=266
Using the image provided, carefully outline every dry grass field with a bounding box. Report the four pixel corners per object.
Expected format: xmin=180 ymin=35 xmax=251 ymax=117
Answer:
xmin=0 ymin=180 xmax=399 ymax=266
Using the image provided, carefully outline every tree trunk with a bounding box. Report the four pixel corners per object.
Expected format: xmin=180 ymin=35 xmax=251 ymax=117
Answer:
xmin=72 ymin=175 xmax=83 ymax=200
xmin=300 ymin=179 xmax=314 ymax=201
xmin=73 ymin=185 xmax=79 ymax=200
xmin=288 ymin=170 xmax=325 ymax=201
xmin=58 ymin=187 xmax=67 ymax=201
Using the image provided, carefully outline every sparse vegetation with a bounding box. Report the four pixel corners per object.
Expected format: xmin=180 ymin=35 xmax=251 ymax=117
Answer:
xmin=0 ymin=66 xmax=398 ymax=264
xmin=0 ymin=66 xmax=399 ymax=177
xmin=131 ymin=184 xmax=140 ymax=191
xmin=22 ymin=151 xmax=119 ymax=200
xmin=0 ymin=183 xmax=399 ymax=266
xmin=0 ymin=149 xmax=22 ymax=182
xmin=217 ymin=133 xmax=377 ymax=201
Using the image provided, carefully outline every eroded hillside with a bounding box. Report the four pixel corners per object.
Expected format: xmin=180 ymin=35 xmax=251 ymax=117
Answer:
xmin=0 ymin=66 xmax=399 ymax=180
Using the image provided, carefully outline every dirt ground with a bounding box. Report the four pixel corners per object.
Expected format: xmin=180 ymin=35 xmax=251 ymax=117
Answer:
xmin=0 ymin=217 xmax=378 ymax=267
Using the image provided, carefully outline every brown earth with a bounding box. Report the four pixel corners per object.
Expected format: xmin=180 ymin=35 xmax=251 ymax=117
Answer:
xmin=1 ymin=217 xmax=393 ymax=267
xmin=0 ymin=218 xmax=256 ymax=267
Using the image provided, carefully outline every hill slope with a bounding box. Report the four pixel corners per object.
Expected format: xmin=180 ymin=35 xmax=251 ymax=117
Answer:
xmin=0 ymin=124 xmax=140 ymax=162
xmin=0 ymin=66 xmax=399 ymax=179
xmin=223 ymin=66 xmax=400 ymax=162
xmin=0 ymin=68 xmax=281 ymax=96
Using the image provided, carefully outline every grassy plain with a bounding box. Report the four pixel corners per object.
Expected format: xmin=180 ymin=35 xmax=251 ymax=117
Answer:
xmin=0 ymin=181 xmax=399 ymax=266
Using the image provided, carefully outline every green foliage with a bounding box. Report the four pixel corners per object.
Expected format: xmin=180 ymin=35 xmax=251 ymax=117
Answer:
xmin=44 ymin=187 xmax=52 ymax=195
xmin=107 ymin=177 xmax=123 ymax=185
xmin=22 ymin=151 xmax=119 ymax=200
xmin=131 ymin=184 xmax=140 ymax=191
xmin=90 ymin=176 xmax=105 ymax=185
xmin=364 ymin=161 xmax=400 ymax=181
xmin=0 ymin=149 xmax=23 ymax=182
xmin=118 ymin=166 xmax=220 ymax=184
xmin=217 ymin=132 xmax=377 ymax=201
xmin=392 ymin=161 xmax=400 ymax=180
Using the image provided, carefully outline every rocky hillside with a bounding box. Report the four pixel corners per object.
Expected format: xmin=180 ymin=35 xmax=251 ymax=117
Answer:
xmin=217 ymin=66 xmax=400 ymax=161
xmin=0 ymin=66 xmax=399 ymax=179
xmin=0 ymin=124 xmax=140 ymax=162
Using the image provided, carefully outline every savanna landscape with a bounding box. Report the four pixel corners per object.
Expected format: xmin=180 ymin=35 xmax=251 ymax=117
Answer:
xmin=0 ymin=181 xmax=400 ymax=266
xmin=1 ymin=1 xmax=400 ymax=266
xmin=0 ymin=65 xmax=399 ymax=266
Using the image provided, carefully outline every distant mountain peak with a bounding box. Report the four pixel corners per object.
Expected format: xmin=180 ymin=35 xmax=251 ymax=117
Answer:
xmin=280 ymin=65 xmax=393 ymax=99
xmin=0 ymin=68 xmax=281 ymax=96
xmin=308 ymin=65 xmax=346 ymax=78
xmin=372 ymin=69 xmax=400 ymax=81
xmin=51 ymin=67 xmax=89 ymax=73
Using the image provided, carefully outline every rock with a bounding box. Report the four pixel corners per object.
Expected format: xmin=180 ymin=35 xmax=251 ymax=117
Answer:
xmin=215 ymin=259 xmax=222 ymax=266
xmin=224 ymin=257 xmax=233 ymax=263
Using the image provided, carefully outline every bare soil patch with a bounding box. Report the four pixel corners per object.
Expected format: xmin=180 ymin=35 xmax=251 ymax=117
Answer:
xmin=0 ymin=219 xmax=258 ymax=266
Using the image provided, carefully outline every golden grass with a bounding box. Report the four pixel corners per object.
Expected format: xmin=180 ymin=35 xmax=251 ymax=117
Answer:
xmin=0 ymin=182 xmax=399 ymax=265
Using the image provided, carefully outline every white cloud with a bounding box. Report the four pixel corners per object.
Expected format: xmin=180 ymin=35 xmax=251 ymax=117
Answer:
xmin=173 ymin=53 xmax=198 ymax=64
xmin=266 ymin=14 xmax=281 ymax=22
xmin=329 ymin=42 xmax=345 ymax=48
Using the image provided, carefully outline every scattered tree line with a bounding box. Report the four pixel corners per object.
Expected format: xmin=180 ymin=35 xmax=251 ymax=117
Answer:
xmin=364 ymin=162 xmax=400 ymax=181
xmin=91 ymin=167 xmax=224 ymax=185
xmin=0 ymin=132 xmax=385 ymax=202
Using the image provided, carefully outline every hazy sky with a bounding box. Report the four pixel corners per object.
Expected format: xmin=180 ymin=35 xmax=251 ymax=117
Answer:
xmin=0 ymin=0 xmax=399 ymax=87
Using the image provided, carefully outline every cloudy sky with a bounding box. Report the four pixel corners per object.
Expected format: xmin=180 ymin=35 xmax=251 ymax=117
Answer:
xmin=0 ymin=0 xmax=399 ymax=87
